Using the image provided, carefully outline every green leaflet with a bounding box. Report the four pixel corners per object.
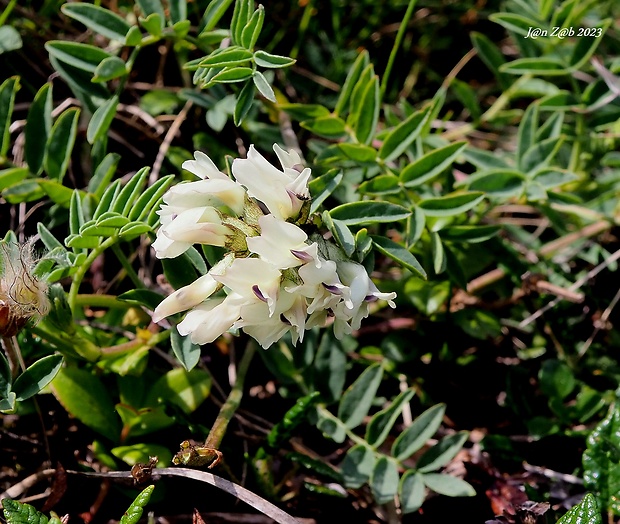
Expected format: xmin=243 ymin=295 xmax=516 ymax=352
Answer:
xmin=337 ymin=363 xmax=383 ymax=429
xmin=557 ymin=493 xmax=601 ymax=524
xmin=61 ymin=3 xmax=131 ymax=42
xmin=583 ymin=402 xmax=620 ymax=516
xmin=0 ymin=76 xmax=19 ymax=159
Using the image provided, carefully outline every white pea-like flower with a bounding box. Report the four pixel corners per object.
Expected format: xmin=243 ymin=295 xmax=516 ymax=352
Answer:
xmin=151 ymin=144 xmax=398 ymax=349
xmin=232 ymin=145 xmax=311 ymax=221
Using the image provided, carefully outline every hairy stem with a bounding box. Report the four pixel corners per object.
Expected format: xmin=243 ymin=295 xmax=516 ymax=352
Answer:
xmin=204 ymin=340 xmax=256 ymax=450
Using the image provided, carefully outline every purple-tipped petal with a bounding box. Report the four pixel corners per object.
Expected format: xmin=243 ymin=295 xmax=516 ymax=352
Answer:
xmin=323 ymin=283 xmax=343 ymax=295
xmin=252 ymin=285 xmax=268 ymax=302
xmin=291 ymin=249 xmax=313 ymax=263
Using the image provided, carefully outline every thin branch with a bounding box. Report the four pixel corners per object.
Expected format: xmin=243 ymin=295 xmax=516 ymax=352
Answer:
xmin=150 ymin=100 xmax=193 ymax=184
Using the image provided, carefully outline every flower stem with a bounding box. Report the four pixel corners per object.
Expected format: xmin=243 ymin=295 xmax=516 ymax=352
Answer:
xmin=380 ymin=0 xmax=418 ymax=103
xmin=1 ymin=335 xmax=24 ymax=380
xmin=204 ymin=340 xmax=257 ymax=450
xmin=111 ymin=244 xmax=145 ymax=289
xmin=68 ymin=237 xmax=117 ymax=314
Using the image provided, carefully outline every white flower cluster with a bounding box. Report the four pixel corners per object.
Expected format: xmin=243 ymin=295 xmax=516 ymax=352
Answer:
xmin=152 ymin=145 xmax=396 ymax=349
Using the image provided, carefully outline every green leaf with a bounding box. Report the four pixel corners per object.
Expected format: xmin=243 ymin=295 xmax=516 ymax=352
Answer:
xmin=230 ymin=0 xmax=251 ymax=46
xmin=323 ymin=213 xmax=355 ymax=257
xmin=0 ymin=167 xmax=29 ymax=192
xmin=93 ymin=56 xmax=127 ymax=83
xmin=316 ymin=410 xmax=347 ymax=443
xmin=359 ymin=174 xmax=400 ymax=195
xmin=335 ymin=50 xmax=369 ymax=116
xmin=2 ymin=499 xmax=49 ymax=524
xmin=431 ymin=232 xmax=445 ymax=275
xmin=347 ymin=64 xmax=374 ymax=130
xmin=61 ymin=3 xmax=131 ymax=42
xmin=451 ymin=79 xmax=481 ymax=121
xmin=520 ymin=136 xmax=564 ymax=174
xmin=338 ymin=143 xmax=377 ymax=163
xmin=69 ymin=190 xmax=86 ymax=237
xmin=280 ymin=103 xmax=330 ymax=121
xmin=200 ymin=46 xmax=254 ymax=68
xmin=48 ymin=56 xmax=111 ymax=108
xmin=113 ymin=167 xmax=149 ymax=215
xmin=440 ymin=225 xmax=500 ymax=243
xmin=51 ymin=367 xmax=121 ymax=441
xmin=418 ymin=192 xmax=484 ymax=217
xmin=12 ymin=355 xmax=63 ymax=402
xmin=338 ymin=363 xmax=383 ymax=429
xmin=583 ymin=402 xmax=620 ymax=516
xmin=466 ymin=170 xmax=525 ymax=198
xmin=169 ymin=0 xmax=187 ymax=24
xmin=371 ymin=235 xmax=426 ymax=278
xmin=136 ymin=0 xmax=165 ymax=20
xmin=568 ymin=20 xmax=611 ymax=70
xmin=309 ymin=169 xmax=343 ymax=214
xmin=44 ymin=108 xmax=80 ymax=182
xmin=0 ymin=351 xmax=12 ymax=398
xmin=145 ymin=367 xmax=211 ymax=414
xmin=370 ymin=457 xmax=399 ymax=504
xmin=253 ymin=50 xmax=296 ymax=68
xmin=312 ymin=332 xmax=347 ymax=403
xmin=253 ymin=71 xmax=276 ymax=102
xmin=557 ymin=493 xmax=601 ymax=524
xmin=400 ymin=142 xmax=467 ymax=188
xmin=233 ymin=80 xmax=255 ymax=126
xmin=25 ymin=83 xmax=53 ymax=175
xmin=422 ymin=473 xmax=475 ymax=497
xmin=470 ymin=32 xmax=511 ymax=90
xmin=341 ymin=444 xmax=377 ymax=489
xmin=45 ymin=41 xmax=113 ymax=73
xmin=120 ymin=485 xmax=156 ymax=524
xmin=399 ymin=471 xmax=425 ymax=514
xmin=125 ymin=26 xmax=143 ymax=47
xmin=119 ymin=222 xmax=151 ymax=238
xmin=93 ymin=181 xmax=122 ymax=220
xmin=366 ymin=389 xmax=415 ymax=448
xmin=500 ymin=57 xmax=568 ymax=76
xmin=0 ymin=392 xmax=16 ymax=413
xmin=201 ymin=0 xmax=234 ymax=32
xmin=241 ymin=4 xmax=264 ymax=49
xmin=300 ymin=115 xmax=347 ymax=139
xmin=266 ymin=392 xmax=320 ymax=450
xmin=392 ymin=403 xmax=446 ymax=461
xmin=489 ymin=12 xmax=544 ymax=36
xmin=0 ymin=26 xmax=22 ymax=54
xmin=417 ymin=431 xmax=469 ymax=473
xmin=128 ymin=174 xmax=174 ymax=221
xmin=170 ymin=330 xmax=200 ymax=371
xmin=139 ymin=13 xmax=163 ymax=36
xmin=539 ymin=359 xmax=575 ymax=400
xmin=354 ymin=75 xmax=379 ymax=145
xmin=118 ymin=289 xmax=165 ymax=310
xmin=112 ymin=444 xmax=171 ymax=467
xmin=517 ymin=102 xmax=538 ymax=168
xmin=87 ymin=96 xmax=118 ymax=144
xmin=89 ymin=153 xmax=120 ymax=197
xmin=207 ymin=67 xmax=254 ymax=86
xmin=38 ymin=179 xmax=75 ymax=207
xmin=330 ymin=201 xmax=410 ymax=225
xmin=0 ymin=76 xmax=19 ymax=159
xmin=379 ymin=106 xmax=432 ymax=162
